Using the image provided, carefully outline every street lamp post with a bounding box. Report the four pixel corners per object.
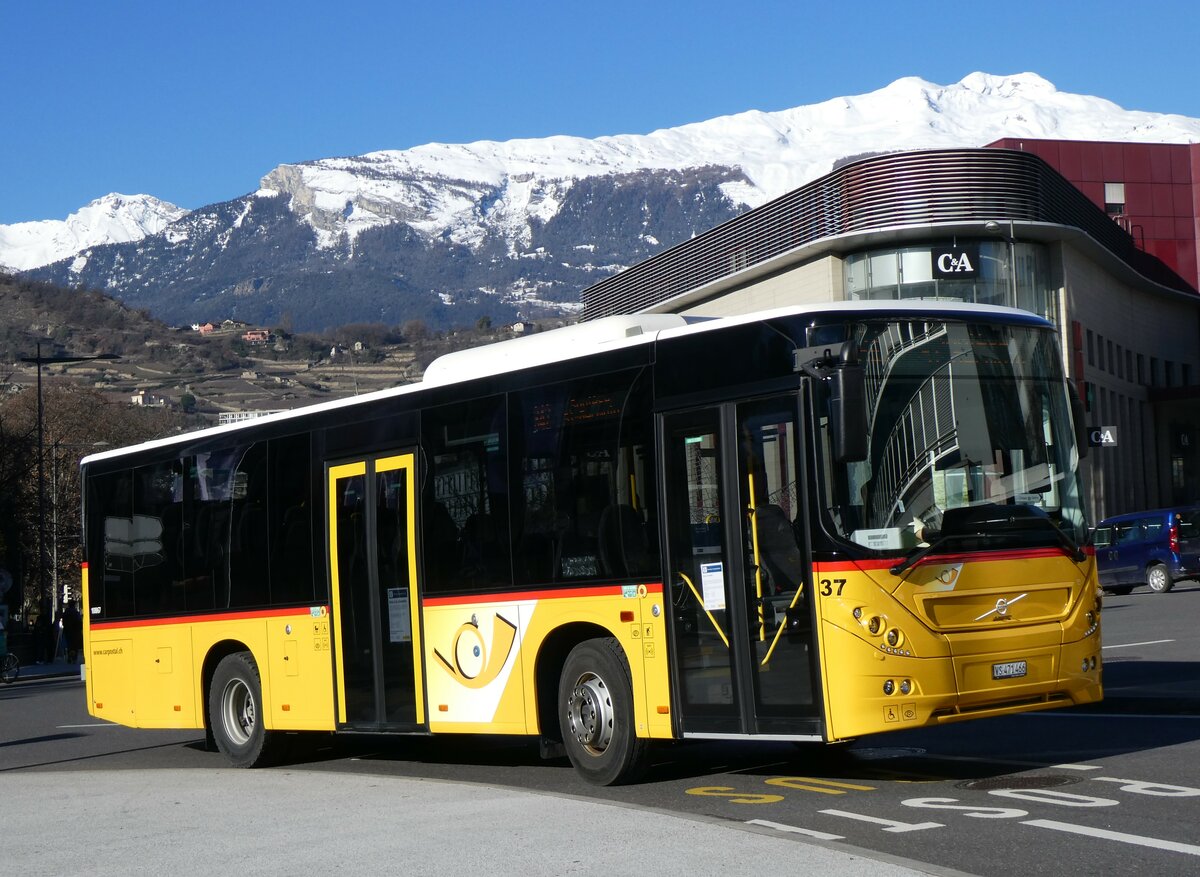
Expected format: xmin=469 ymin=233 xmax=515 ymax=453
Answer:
xmin=18 ymin=342 xmax=119 ymax=622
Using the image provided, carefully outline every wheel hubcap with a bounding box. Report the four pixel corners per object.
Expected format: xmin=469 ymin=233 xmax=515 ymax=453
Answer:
xmin=1149 ymin=569 xmax=1166 ymax=591
xmin=221 ymin=678 xmax=255 ymax=746
xmin=566 ymin=672 xmax=614 ymax=755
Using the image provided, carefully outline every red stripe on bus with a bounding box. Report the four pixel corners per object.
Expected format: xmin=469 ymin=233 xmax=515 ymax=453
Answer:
xmin=815 ymin=545 xmax=1093 ymax=572
xmin=424 ymin=582 xmax=663 ymax=607
xmin=90 ymin=605 xmax=327 ymax=631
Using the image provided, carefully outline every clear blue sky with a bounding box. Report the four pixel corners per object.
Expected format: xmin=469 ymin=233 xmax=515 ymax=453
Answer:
xmin=2 ymin=0 xmax=1198 ymax=225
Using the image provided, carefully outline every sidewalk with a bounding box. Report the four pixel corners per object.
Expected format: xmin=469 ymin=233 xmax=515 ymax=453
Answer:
xmin=6 ymin=654 xmax=83 ymax=683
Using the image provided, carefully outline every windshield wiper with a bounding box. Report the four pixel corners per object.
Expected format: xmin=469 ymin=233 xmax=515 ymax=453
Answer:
xmin=889 ymin=504 xmax=1086 ymax=577
xmin=1043 ymin=516 xmax=1087 ymax=563
xmin=889 ymin=533 xmax=971 ymax=576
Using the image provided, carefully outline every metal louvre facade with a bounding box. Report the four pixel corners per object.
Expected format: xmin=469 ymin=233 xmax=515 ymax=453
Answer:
xmin=580 ymin=148 xmax=1186 ymax=320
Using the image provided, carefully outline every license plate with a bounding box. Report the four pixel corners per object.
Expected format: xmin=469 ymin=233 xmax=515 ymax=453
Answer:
xmin=993 ymin=660 xmax=1028 ymax=680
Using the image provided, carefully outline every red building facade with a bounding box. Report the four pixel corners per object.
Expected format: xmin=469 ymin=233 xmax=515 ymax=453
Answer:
xmin=988 ymin=138 xmax=1200 ymax=294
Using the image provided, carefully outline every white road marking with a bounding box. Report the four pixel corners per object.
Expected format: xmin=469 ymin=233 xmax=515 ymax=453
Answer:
xmin=819 ymin=809 xmax=943 ymax=832
xmin=1051 ymin=763 xmax=1103 ymax=770
xmin=747 ymin=819 xmax=844 ymax=840
xmin=1102 ymin=639 xmax=1175 ymax=649
xmin=1023 ymin=819 xmax=1200 ymax=856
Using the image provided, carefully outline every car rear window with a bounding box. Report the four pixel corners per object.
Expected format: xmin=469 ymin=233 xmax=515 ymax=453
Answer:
xmin=1179 ymin=511 xmax=1200 ymax=539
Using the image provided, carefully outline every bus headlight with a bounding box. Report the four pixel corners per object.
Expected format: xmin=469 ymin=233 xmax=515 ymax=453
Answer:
xmin=899 ymin=679 xmax=912 ymax=695
xmin=885 ymin=628 xmax=903 ymax=648
xmin=883 ymin=679 xmax=895 ymax=695
xmin=867 ymin=616 xmax=884 ymax=636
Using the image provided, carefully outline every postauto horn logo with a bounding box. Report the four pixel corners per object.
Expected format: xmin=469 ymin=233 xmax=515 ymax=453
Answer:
xmin=433 ymin=613 xmax=518 ymax=689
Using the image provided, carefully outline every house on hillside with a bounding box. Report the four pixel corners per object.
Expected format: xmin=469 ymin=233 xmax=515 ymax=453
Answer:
xmin=242 ymin=329 xmax=270 ymax=344
xmin=131 ymin=389 xmax=166 ymax=408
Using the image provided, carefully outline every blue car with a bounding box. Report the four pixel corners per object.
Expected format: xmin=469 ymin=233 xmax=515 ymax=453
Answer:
xmin=1093 ymin=507 xmax=1200 ymax=595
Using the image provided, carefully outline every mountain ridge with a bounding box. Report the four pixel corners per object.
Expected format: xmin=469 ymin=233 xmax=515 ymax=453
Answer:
xmin=11 ymin=72 xmax=1200 ymax=331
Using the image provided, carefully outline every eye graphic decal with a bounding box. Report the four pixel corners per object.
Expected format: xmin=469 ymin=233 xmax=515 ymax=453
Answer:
xmin=433 ymin=613 xmax=518 ymax=689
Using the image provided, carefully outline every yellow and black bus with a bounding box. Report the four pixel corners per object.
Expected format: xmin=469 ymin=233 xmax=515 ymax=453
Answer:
xmin=81 ymin=301 xmax=1102 ymax=785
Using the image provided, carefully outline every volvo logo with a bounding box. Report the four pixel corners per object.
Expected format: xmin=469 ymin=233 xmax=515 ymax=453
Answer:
xmin=975 ymin=593 xmax=1028 ymax=622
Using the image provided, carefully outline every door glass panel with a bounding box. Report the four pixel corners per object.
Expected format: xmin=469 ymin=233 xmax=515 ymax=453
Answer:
xmin=334 ymin=471 xmax=375 ymax=723
xmin=737 ymin=399 xmax=816 ymax=718
xmin=665 ymin=411 xmax=738 ymax=725
xmin=375 ymin=466 xmax=416 ymax=723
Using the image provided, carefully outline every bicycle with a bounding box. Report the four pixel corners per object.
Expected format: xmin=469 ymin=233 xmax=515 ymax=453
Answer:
xmin=0 ymin=651 xmax=18 ymax=684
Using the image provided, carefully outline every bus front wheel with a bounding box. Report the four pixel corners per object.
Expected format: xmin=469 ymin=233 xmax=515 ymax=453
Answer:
xmin=558 ymin=637 xmax=649 ymax=786
xmin=209 ymin=651 xmax=280 ymax=767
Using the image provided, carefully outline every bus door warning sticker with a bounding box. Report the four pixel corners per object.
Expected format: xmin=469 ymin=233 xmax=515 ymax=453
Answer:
xmin=700 ymin=562 xmax=726 ymax=611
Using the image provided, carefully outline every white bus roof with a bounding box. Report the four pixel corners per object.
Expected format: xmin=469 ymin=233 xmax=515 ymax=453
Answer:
xmin=82 ymin=300 xmax=1048 ymax=465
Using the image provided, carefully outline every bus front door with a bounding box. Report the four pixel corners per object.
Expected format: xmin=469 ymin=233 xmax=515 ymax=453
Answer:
xmin=328 ymin=453 xmax=425 ymax=729
xmin=662 ymin=398 xmax=821 ymax=738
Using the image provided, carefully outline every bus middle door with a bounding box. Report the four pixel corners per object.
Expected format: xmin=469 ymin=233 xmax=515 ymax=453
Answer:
xmin=662 ymin=396 xmax=821 ymax=738
xmin=328 ymin=453 xmax=425 ymax=729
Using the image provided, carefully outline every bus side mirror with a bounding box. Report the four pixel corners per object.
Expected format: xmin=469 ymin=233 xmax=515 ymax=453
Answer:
xmin=1069 ymin=383 xmax=1088 ymax=459
xmin=831 ymin=365 xmax=868 ymax=463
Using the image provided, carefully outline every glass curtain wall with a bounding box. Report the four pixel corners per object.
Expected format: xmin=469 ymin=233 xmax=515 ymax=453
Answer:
xmin=845 ymin=242 xmax=1052 ymax=322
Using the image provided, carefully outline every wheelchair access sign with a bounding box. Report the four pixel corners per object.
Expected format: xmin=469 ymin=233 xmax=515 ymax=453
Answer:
xmin=1088 ymin=425 xmax=1118 ymax=447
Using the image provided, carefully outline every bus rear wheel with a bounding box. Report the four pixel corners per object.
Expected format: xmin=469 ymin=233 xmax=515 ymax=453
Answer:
xmin=558 ymin=637 xmax=649 ymax=786
xmin=209 ymin=651 xmax=280 ymax=767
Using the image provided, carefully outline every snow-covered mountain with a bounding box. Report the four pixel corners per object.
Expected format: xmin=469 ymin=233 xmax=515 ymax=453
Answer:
xmin=258 ymin=72 xmax=1200 ymax=253
xmin=12 ymin=72 xmax=1200 ymax=331
xmin=0 ymin=194 xmax=188 ymax=272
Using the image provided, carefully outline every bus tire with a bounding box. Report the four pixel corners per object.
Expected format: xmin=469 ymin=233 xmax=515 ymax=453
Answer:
xmin=1147 ymin=563 xmax=1174 ymax=593
xmin=209 ymin=651 xmax=280 ymax=767
xmin=558 ymin=637 xmax=649 ymax=786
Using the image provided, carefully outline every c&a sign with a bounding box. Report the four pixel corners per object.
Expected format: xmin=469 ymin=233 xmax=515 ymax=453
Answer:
xmin=933 ymin=244 xmax=980 ymax=279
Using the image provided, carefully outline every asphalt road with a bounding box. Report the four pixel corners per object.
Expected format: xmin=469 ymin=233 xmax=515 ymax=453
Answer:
xmin=4 ymin=581 xmax=1199 ymax=876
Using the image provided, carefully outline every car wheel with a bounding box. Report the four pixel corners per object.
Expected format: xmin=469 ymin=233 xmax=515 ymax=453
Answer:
xmin=1147 ymin=563 xmax=1174 ymax=594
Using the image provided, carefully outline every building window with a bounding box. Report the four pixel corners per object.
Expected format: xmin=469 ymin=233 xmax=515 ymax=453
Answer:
xmin=1087 ymin=330 xmax=1095 ymax=367
xmin=843 ymin=241 xmax=1052 ymax=321
xmin=1126 ymin=350 xmax=1133 ymax=384
xmin=1116 ymin=344 xmax=1124 ymax=380
xmin=1151 ymin=357 xmax=1160 ymax=386
xmin=1107 ymin=340 xmax=1115 ymax=375
xmin=1104 ymin=182 xmax=1126 ymax=215
xmin=1097 ymin=336 xmax=1105 ymax=371
xmin=1137 ymin=354 xmax=1145 ymax=385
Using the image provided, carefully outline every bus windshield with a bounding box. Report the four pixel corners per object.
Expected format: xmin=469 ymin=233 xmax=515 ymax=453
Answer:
xmin=818 ymin=318 xmax=1088 ymax=554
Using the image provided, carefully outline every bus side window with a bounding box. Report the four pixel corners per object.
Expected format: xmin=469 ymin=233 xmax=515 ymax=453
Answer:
xmin=423 ymin=394 xmax=511 ymax=593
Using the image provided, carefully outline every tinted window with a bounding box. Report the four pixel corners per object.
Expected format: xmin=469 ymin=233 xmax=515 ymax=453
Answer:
xmin=229 ymin=443 xmax=270 ymax=607
xmin=270 ymin=434 xmax=316 ymax=604
xmin=512 ymin=369 xmax=658 ymax=585
xmin=1116 ymin=523 xmax=1142 ymax=545
xmin=87 ymin=435 xmax=316 ymax=620
xmin=422 ymin=395 xmax=511 ymax=592
xmin=91 ymin=469 xmax=134 ymax=618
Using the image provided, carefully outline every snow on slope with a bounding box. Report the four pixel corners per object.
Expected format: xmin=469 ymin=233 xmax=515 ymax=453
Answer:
xmin=6 ymin=72 xmax=1200 ymax=271
xmin=257 ymin=72 xmax=1200 ymax=251
xmin=0 ymin=194 xmax=189 ymax=272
